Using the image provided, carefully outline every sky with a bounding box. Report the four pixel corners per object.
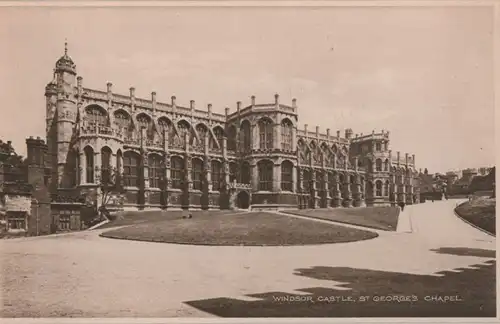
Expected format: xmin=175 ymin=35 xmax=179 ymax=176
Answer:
xmin=0 ymin=5 xmax=495 ymax=173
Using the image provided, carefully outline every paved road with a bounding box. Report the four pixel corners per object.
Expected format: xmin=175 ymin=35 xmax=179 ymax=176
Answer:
xmin=0 ymin=200 xmax=495 ymax=317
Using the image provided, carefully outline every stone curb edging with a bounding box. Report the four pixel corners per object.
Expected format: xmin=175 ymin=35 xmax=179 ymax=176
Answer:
xmin=453 ymin=205 xmax=495 ymax=238
xmin=88 ymin=219 xmax=110 ymax=230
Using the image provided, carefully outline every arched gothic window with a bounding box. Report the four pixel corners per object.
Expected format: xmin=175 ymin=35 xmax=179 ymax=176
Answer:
xmin=158 ymin=117 xmax=174 ymax=146
xmin=258 ymin=160 xmax=273 ymax=191
xmin=211 ymin=160 xmax=222 ymax=191
xmin=227 ymin=126 xmax=237 ymax=151
xmin=229 ymin=162 xmax=238 ymax=183
xmin=384 ymin=180 xmax=390 ymax=197
xmin=195 ymin=124 xmax=208 ymax=150
xmin=84 ymin=146 xmax=94 ymax=183
xmin=123 ymin=151 xmax=140 ymax=187
xmin=114 ymin=110 xmax=133 ymax=139
xmin=101 ymin=147 xmax=112 ymax=185
xmin=280 ymin=119 xmax=293 ymax=151
xmin=281 ymin=160 xmax=293 ymax=191
xmin=212 ymin=126 xmax=225 ymax=150
xmin=136 ymin=113 xmax=155 ymax=141
xmin=376 ymin=180 xmax=383 ymax=197
xmin=240 ymin=121 xmax=251 ymax=152
xmin=259 ymin=118 xmax=273 ymax=150
xmin=170 ymin=156 xmax=184 ymax=189
xmin=376 ymin=142 xmax=382 ymax=151
xmin=303 ymin=169 xmax=312 ymax=193
xmin=148 ymin=154 xmax=162 ymax=188
xmin=192 ymin=158 xmax=203 ymax=190
xmin=384 ymin=159 xmax=389 ymax=171
xmin=85 ymin=105 xmax=107 ymax=127
xmin=175 ymin=120 xmax=190 ymax=148
xmin=241 ymin=161 xmax=250 ymax=184
xmin=376 ymin=159 xmax=382 ymax=172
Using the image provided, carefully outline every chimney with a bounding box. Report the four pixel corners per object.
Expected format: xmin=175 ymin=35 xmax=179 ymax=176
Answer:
xmin=129 ymin=87 xmax=135 ymax=98
xmin=326 ymin=128 xmax=330 ymax=138
xmin=274 ymin=93 xmax=279 ymax=106
xmin=292 ymin=98 xmax=297 ymax=109
xmin=304 ymin=124 xmax=308 ymax=135
xmin=237 ymin=101 xmax=241 ymax=113
xmin=225 ymin=107 xmax=230 ymax=119
xmin=107 ymin=82 xmax=113 ymax=93
xmin=251 ymin=95 xmax=255 ymax=106
xmin=405 ymin=153 xmax=409 ymax=164
xmin=171 ymin=95 xmax=176 ymax=107
xmin=315 ymin=126 xmax=319 ymax=137
xmin=189 ymin=100 xmax=195 ymax=111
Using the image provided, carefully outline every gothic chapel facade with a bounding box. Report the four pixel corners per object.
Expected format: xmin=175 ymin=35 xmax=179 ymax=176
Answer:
xmin=45 ymin=45 xmax=420 ymax=211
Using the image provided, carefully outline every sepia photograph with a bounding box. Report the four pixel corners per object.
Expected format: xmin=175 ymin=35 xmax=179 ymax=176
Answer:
xmin=0 ymin=1 xmax=496 ymax=320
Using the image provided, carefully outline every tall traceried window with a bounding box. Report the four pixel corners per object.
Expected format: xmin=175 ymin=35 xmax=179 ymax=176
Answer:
xmin=384 ymin=180 xmax=390 ymax=196
xmin=258 ymin=118 xmax=273 ymax=149
xmin=148 ymin=154 xmax=161 ymax=188
xmin=257 ymin=160 xmax=273 ymax=191
xmin=114 ymin=110 xmax=133 ymax=139
xmin=376 ymin=159 xmax=382 ymax=172
xmin=229 ymin=162 xmax=238 ymax=183
xmin=227 ymin=126 xmax=237 ymax=151
xmin=101 ymin=147 xmax=112 ymax=185
xmin=85 ymin=105 xmax=108 ymax=127
xmin=158 ymin=117 xmax=174 ymax=146
xmin=211 ymin=160 xmax=222 ymax=191
xmin=175 ymin=120 xmax=190 ymax=148
xmin=212 ymin=126 xmax=225 ymax=150
xmin=376 ymin=180 xmax=383 ymax=197
xmin=123 ymin=151 xmax=140 ymax=187
xmin=303 ymin=169 xmax=311 ymax=193
xmin=192 ymin=158 xmax=203 ymax=190
xmin=384 ymin=159 xmax=389 ymax=171
xmin=84 ymin=146 xmax=94 ymax=183
xmin=280 ymin=119 xmax=293 ymax=151
xmin=376 ymin=142 xmax=382 ymax=151
xmin=240 ymin=121 xmax=251 ymax=152
xmin=240 ymin=162 xmax=251 ymax=184
xmin=137 ymin=113 xmax=155 ymax=141
xmin=328 ymin=172 xmax=335 ymax=193
xmin=317 ymin=171 xmax=325 ymax=191
xmin=195 ymin=124 xmax=208 ymax=149
xmin=67 ymin=149 xmax=77 ymax=187
xmin=170 ymin=156 xmax=184 ymax=189
xmin=116 ymin=150 xmax=123 ymax=187
xmin=281 ymin=160 xmax=293 ymax=191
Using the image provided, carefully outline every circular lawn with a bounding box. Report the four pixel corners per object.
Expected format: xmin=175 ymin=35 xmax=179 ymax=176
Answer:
xmin=100 ymin=211 xmax=378 ymax=246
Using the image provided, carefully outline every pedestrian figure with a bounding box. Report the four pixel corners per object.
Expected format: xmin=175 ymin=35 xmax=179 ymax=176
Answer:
xmin=398 ymin=201 xmax=405 ymax=212
xmin=188 ymin=213 xmax=193 ymax=219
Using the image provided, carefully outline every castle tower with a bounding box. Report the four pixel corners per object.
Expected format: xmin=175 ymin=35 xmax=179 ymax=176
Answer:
xmin=45 ymin=41 xmax=78 ymax=191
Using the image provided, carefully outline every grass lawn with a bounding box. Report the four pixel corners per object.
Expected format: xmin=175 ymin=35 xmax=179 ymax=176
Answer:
xmin=282 ymin=207 xmax=400 ymax=231
xmin=98 ymin=210 xmax=238 ymax=229
xmin=455 ymin=198 xmax=496 ymax=235
xmin=100 ymin=211 xmax=378 ymax=246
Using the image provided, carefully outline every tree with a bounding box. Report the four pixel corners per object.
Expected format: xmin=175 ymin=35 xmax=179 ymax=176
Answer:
xmin=93 ymin=166 xmax=125 ymax=222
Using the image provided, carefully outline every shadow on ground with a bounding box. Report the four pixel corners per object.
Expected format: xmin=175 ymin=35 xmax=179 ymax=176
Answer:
xmin=184 ymin=253 xmax=495 ymax=317
xmin=430 ymin=247 xmax=496 ymax=258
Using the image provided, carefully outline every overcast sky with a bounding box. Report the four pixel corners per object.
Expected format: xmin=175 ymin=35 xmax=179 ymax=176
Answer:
xmin=0 ymin=6 xmax=494 ymax=173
